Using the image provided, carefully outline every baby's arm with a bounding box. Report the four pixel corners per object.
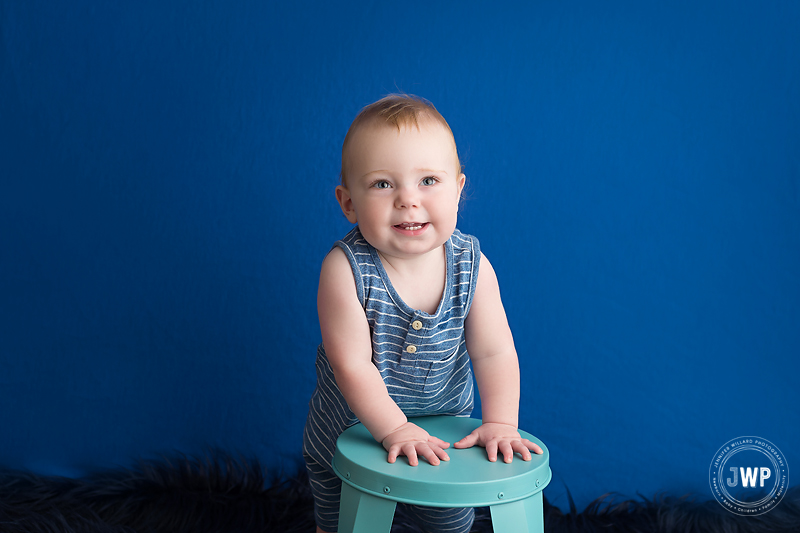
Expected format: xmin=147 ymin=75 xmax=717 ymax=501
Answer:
xmin=318 ymin=248 xmax=451 ymax=466
xmin=455 ymin=253 xmax=543 ymax=462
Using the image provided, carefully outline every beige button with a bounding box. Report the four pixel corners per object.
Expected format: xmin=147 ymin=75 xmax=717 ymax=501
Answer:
xmin=406 ymin=345 xmax=417 ymax=354
xmin=411 ymin=320 xmax=423 ymax=330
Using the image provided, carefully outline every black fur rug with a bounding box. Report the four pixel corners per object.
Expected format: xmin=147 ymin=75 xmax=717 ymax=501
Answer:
xmin=1 ymin=453 xmax=798 ymax=533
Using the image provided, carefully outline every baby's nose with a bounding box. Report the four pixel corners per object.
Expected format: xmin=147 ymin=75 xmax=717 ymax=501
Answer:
xmin=395 ymin=187 xmax=420 ymax=208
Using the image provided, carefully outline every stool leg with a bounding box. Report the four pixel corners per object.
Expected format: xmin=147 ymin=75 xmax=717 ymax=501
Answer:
xmin=337 ymin=481 xmax=397 ymax=533
xmin=489 ymin=492 xmax=544 ymax=533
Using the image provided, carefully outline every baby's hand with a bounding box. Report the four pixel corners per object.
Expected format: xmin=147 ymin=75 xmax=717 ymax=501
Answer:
xmin=382 ymin=422 xmax=451 ymax=466
xmin=454 ymin=422 xmax=543 ymax=463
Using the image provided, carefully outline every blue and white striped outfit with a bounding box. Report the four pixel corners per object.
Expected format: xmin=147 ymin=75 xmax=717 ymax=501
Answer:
xmin=303 ymin=226 xmax=481 ymax=533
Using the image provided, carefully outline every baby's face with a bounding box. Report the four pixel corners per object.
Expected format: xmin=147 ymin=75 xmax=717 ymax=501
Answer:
xmin=337 ymin=120 xmax=465 ymax=261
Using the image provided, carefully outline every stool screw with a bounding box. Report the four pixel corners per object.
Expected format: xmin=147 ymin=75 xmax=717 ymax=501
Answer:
xmin=383 ymin=486 xmax=391 ymax=494
xmin=497 ymin=492 xmax=504 ymax=499
xmin=345 ymin=472 xmax=351 ymax=479
xmin=535 ymin=479 xmax=540 ymax=487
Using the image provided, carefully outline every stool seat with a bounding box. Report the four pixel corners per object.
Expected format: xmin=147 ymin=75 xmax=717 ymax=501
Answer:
xmin=333 ymin=415 xmax=550 ymax=532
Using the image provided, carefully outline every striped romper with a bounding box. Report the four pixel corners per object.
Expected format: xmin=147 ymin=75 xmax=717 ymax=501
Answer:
xmin=303 ymin=226 xmax=480 ymax=533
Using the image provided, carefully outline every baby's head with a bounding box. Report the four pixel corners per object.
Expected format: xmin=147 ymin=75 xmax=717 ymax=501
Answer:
xmin=336 ymin=94 xmax=466 ymax=259
xmin=340 ymin=94 xmax=462 ymax=186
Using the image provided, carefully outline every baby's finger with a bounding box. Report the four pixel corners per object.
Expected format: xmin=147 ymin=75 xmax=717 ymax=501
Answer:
xmin=430 ymin=443 xmax=450 ymax=462
xmin=417 ymin=443 xmax=442 ymax=466
xmin=511 ymin=440 xmax=532 ymax=461
xmin=498 ymin=440 xmax=515 ymax=463
xmin=521 ymin=438 xmax=543 ymax=455
xmin=403 ymin=443 xmax=419 ymax=466
xmin=454 ymin=431 xmax=478 ymax=449
xmin=428 ymin=435 xmax=451 ymax=449
xmin=387 ymin=444 xmax=400 ymax=464
xmin=485 ymin=440 xmax=499 ymax=462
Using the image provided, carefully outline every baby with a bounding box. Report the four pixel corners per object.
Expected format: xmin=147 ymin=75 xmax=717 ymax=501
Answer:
xmin=303 ymin=94 xmax=541 ymax=533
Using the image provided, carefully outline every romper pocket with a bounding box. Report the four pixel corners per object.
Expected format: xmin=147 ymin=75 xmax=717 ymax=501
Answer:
xmin=421 ymin=344 xmax=461 ymax=393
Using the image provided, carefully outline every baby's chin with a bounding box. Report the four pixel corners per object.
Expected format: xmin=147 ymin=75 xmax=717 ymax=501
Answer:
xmin=374 ymin=242 xmax=451 ymax=263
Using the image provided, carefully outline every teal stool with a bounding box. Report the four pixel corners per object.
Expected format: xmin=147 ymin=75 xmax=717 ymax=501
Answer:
xmin=333 ymin=415 xmax=551 ymax=532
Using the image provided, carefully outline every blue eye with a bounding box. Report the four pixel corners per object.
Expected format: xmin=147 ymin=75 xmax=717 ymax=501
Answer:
xmin=421 ymin=176 xmax=437 ymax=186
xmin=371 ymin=180 xmax=391 ymax=189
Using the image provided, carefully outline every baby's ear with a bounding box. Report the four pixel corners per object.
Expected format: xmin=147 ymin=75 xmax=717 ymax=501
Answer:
xmin=335 ymin=185 xmax=358 ymax=223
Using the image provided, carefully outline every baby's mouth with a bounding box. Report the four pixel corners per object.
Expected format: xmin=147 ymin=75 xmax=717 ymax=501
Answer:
xmin=394 ymin=222 xmax=427 ymax=231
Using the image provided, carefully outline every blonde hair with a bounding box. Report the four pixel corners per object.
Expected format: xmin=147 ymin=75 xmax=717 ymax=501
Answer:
xmin=340 ymin=94 xmax=462 ymax=185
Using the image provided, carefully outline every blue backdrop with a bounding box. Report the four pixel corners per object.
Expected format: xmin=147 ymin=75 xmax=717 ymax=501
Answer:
xmin=2 ymin=0 xmax=798 ymax=511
